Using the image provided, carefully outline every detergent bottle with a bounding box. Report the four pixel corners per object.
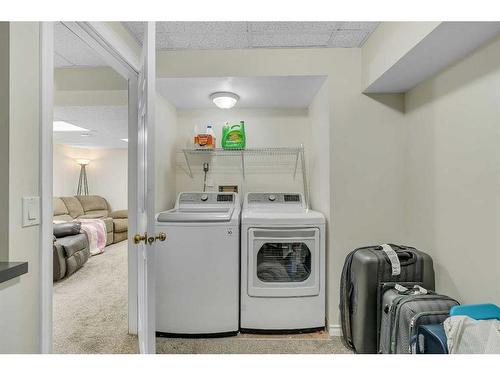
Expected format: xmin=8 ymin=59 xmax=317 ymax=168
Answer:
xmin=222 ymin=121 xmax=246 ymax=149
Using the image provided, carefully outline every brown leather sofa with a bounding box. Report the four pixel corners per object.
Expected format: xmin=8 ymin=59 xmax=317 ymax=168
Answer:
xmin=53 ymin=195 xmax=128 ymax=244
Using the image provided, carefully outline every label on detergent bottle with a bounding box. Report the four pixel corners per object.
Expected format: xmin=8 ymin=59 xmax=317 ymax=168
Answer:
xmin=222 ymin=121 xmax=246 ymax=149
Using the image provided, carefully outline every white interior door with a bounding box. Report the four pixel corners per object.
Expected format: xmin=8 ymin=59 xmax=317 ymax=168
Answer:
xmin=136 ymin=21 xmax=156 ymax=354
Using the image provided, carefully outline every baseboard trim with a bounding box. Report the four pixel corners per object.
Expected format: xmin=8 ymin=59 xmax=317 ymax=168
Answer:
xmin=328 ymin=324 xmax=342 ymax=337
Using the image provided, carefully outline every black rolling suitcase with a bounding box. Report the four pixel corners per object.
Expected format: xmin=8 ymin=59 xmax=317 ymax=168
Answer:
xmin=379 ymin=285 xmax=458 ymax=354
xmin=340 ymin=244 xmax=435 ymax=353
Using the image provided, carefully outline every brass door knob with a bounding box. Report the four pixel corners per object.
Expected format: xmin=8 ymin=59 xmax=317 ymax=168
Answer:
xmin=134 ymin=232 xmax=148 ymax=244
xmin=156 ymin=232 xmax=167 ymax=242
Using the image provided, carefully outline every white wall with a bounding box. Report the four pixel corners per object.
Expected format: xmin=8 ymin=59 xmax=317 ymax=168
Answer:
xmin=175 ymin=108 xmax=310 ymax=196
xmin=404 ymin=35 xmax=500 ymax=305
xmin=155 ymin=93 xmax=178 ymax=212
xmin=0 ymin=22 xmax=9 ymax=262
xmin=0 ymin=22 xmax=41 ymax=353
xmin=53 ymin=144 xmax=128 ymax=210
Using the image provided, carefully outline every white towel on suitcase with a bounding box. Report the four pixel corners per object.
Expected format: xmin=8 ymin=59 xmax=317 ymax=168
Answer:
xmin=444 ymin=316 xmax=500 ymax=354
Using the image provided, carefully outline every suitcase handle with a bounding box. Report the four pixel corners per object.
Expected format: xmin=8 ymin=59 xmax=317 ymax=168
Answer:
xmin=396 ymin=251 xmax=414 ymax=264
xmin=376 ymin=245 xmax=417 ymax=266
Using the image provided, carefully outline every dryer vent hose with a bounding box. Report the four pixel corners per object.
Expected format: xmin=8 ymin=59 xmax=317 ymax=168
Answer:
xmin=202 ymin=162 xmax=209 ymax=192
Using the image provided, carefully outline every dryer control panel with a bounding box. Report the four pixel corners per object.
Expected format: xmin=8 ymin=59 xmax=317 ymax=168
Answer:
xmin=247 ymin=193 xmax=303 ymax=205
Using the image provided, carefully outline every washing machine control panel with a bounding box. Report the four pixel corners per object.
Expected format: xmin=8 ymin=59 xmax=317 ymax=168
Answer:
xmin=179 ymin=192 xmax=234 ymax=204
xmin=247 ymin=193 xmax=302 ymax=204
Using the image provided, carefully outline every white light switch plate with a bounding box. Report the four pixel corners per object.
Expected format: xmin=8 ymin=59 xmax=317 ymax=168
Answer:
xmin=22 ymin=196 xmax=40 ymax=227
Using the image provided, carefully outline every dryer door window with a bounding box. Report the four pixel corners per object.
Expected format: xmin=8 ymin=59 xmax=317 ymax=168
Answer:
xmin=257 ymin=242 xmax=311 ymax=283
xmin=248 ymin=228 xmax=320 ymax=298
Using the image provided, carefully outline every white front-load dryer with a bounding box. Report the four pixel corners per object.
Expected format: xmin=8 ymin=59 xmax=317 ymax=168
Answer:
xmin=240 ymin=193 xmax=325 ymax=331
xmin=155 ymin=192 xmax=240 ymax=336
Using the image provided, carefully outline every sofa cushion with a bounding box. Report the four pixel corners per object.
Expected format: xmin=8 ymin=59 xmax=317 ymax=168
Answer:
xmin=76 ymin=195 xmax=110 ymax=214
xmin=110 ymin=210 xmax=128 ymax=219
xmin=57 ymin=233 xmax=88 ymax=258
xmin=106 ymin=231 xmax=113 ymax=246
xmin=53 ymin=214 xmax=74 ymax=222
xmin=53 ymin=222 xmax=81 ymax=238
xmin=113 ymin=231 xmax=128 ymax=243
xmin=101 ymin=217 xmax=113 ymax=233
xmin=79 ymin=210 xmax=109 ymax=219
xmin=53 ymin=197 xmax=69 ymax=216
xmin=113 ymin=218 xmax=128 ymax=233
xmin=60 ymin=196 xmax=85 ymax=218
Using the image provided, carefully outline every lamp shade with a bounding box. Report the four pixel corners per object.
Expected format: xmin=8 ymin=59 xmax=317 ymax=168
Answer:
xmin=76 ymin=159 xmax=90 ymax=166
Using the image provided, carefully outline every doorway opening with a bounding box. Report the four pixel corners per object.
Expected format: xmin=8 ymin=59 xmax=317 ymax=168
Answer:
xmin=51 ymin=22 xmax=134 ymax=353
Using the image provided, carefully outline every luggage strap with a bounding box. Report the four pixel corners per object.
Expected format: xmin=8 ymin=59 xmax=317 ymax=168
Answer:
xmin=381 ymin=244 xmax=401 ymax=276
xmin=395 ymin=284 xmax=428 ymax=295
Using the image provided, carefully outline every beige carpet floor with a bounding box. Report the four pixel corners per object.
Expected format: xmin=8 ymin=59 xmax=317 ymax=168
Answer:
xmin=53 ymin=240 xmax=350 ymax=354
xmin=53 ymin=240 xmax=138 ymax=354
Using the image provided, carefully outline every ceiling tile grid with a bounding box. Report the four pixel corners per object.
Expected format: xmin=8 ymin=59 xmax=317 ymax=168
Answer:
xmin=123 ymin=21 xmax=379 ymax=50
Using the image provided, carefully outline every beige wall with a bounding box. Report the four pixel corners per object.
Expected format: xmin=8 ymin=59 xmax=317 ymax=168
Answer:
xmin=362 ymin=22 xmax=440 ymax=90
xmin=0 ymin=22 xmax=9 ymax=262
xmin=54 ymin=67 xmax=127 ymax=107
xmin=55 ymin=67 xmax=127 ymax=91
xmin=155 ymin=93 xmax=178 ymax=212
xmin=53 ymin=144 xmax=128 ymax=210
xmin=175 ymin=108 xmax=310 ymax=196
xmin=157 ymin=47 xmax=407 ymax=330
xmin=404 ymin=35 xmax=500 ymax=305
xmin=0 ymin=22 xmax=41 ymax=353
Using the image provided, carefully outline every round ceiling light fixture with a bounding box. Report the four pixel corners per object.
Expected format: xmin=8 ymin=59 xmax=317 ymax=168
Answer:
xmin=210 ymin=92 xmax=239 ymax=109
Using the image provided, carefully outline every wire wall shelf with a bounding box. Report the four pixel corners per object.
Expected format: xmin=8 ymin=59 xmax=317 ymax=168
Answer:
xmin=176 ymin=146 xmax=309 ymax=206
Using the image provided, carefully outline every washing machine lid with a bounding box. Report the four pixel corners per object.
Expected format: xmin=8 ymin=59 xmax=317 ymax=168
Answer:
xmin=157 ymin=207 xmax=235 ymax=222
xmin=157 ymin=192 xmax=240 ymax=223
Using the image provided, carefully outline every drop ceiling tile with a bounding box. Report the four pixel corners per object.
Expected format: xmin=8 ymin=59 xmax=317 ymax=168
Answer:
xmin=251 ymin=33 xmax=331 ymax=48
xmin=158 ymin=22 xmax=248 ymax=34
xmin=163 ymin=33 xmax=250 ymax=50
xmin=124 ymin=21 xmax=145 ymax=43
xmin=329 ymin=30 xmax=370 ymax=47
xmin=122 ymin=21 xmax=380 ymax=50
xmin=249 ymin=22 xmax=338 ymax=33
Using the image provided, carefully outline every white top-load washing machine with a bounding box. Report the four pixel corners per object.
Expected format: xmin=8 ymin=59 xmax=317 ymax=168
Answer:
xmin=240 ymin=192 xmax=325 ymax=331
xmin=155 ymin=192 xmax=240 ymax=336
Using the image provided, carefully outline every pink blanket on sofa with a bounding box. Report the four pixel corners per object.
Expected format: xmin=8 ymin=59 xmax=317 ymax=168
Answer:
xmin=78 ymin=219 xmax=106 ymax=256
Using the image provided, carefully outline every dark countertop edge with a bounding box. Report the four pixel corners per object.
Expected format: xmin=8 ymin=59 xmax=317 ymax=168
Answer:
xmin=0 ymin=262 xmax=29 ymax=284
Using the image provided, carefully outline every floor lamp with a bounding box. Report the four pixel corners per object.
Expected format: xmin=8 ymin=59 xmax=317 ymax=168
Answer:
xmin=76 ymin=159 xmax=90 ymax=195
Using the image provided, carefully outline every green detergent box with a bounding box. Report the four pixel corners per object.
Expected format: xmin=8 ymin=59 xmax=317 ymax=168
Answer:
xmin=221 ymin=121 xmax=246 ymax=149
